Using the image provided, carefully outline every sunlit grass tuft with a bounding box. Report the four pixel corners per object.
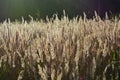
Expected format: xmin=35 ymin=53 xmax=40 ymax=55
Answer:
xmin=0 ymin=14 xmax=120 ymax=80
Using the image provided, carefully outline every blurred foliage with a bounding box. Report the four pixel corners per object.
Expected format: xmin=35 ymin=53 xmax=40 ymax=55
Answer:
xmin=0 ymin=0 xmax=95 ymax=21
xmin=0 ymin=0 xmax=120 ymax=21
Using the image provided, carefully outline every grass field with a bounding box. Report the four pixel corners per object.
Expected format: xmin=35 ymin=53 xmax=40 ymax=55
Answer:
xmin=0 ymin=14 xmax=120 ymax=80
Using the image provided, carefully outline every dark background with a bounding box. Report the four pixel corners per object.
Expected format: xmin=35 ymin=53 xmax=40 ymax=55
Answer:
xmin=0 ymin=0 xmax=120 ymax=21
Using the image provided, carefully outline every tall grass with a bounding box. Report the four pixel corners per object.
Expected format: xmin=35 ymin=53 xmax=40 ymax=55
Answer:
xmin=0 ymin=14 xmax=120 ymax=80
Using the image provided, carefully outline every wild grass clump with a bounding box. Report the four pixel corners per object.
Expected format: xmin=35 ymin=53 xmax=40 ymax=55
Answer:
xmin=0 ymin=14 xmax=120 ymax=80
